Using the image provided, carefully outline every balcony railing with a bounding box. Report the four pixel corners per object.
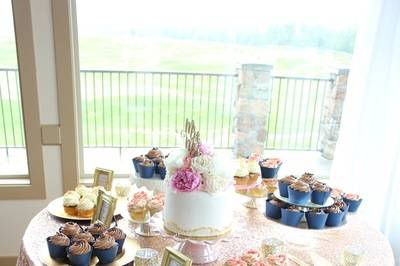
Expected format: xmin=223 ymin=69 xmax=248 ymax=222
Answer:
xmin=0 ymin=68 xmax=333 ymax=154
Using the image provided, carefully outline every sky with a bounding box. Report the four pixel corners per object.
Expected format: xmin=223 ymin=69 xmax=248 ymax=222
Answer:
xmin=0 ymin=0 xmax=359 ymax=39
xmin=76 ymin=0 xmax=360 ymax=35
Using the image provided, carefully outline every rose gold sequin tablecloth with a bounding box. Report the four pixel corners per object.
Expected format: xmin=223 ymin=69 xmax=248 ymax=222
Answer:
xmin=17 ymin=199 xmax=394 ymax=266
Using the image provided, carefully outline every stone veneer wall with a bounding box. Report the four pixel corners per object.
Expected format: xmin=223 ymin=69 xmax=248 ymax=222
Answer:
xmin=233 ymin=64 xmax=273 ymax=158
xmin=319 ymin=69 xmax=350 ymax=159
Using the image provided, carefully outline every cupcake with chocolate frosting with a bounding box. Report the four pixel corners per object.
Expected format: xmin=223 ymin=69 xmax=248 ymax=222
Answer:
xmin=311 ymin=181 xmax=332 ymax=205
xmin=93 ymin=234 xmax=119 ymax=264
xmin=281 ymin=205 xmax=304 ymax=227
xmin=325 ymin=205 xmax=344 ymax=227
xmin=146 ymin=147 xmax=162 ymax=159
xmin=72 ymin=230 xmax=95 ymax=245
xmin=265 ymin=198 xmax=286 ymax=219
xmin=138 ymin=159 xmax=155 ymax=179
xmin=87 ymin=222 xmax=107 ymax=238
xmin=288 ymin=180 xmax=311 ymax=204
xmin=299 ymin=172 xmax=316 ymax=185
xmin=59 ymin=222 xmax=80 ymax=238
xmin=47 ymin=232 xmax=70 ymax=260
xmin=67 ymin=240 xmax=92 ymax=266
xmin=278 ymin=175 xmax=296 ymax=197
xmin=105 ymin=227 xmax=126 ymax=254
xmin=305 ymin=208 xmax=328 ymax=229
xmin=157 ymin=161 xmax=167 ymax=179
xmin=132 ymin=155 xmax=145 ymax=173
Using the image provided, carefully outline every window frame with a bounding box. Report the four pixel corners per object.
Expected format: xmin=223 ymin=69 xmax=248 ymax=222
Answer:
xmin=0 ymin=0 xmax=46 ymax=199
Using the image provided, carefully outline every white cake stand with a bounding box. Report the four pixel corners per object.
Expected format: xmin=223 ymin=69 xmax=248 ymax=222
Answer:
xmin=155 ymin=215 xmax=237 ymax=264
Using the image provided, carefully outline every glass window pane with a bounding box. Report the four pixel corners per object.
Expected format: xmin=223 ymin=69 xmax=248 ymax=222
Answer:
xmin=0 ymin=0 xmax=28 ymax=176
xmin=76 ymin=0 xmax=356 ymax=175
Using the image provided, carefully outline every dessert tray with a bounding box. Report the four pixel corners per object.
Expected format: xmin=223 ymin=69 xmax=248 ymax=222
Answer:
xmin=47 ymin=197 xmax=124 ymax=221
xmin=39 ymin=237 xmax=140 ymax=266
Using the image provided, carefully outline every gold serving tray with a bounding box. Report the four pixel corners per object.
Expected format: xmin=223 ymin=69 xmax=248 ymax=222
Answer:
xmin=39 ymin=237 xmax=140 ymax=265
xmin=47 ymin=197 xmax=124 ymax=221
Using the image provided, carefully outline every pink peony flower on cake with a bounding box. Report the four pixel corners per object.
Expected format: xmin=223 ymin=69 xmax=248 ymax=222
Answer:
xmin=199 ymin=143 xmax=214 ymax=156
xmin=171 ymin=168 xmax=201 ymax=192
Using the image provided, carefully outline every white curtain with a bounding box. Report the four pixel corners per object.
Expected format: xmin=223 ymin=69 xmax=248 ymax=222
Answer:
xmin=330 ymin=0 xmax=400 ymax=262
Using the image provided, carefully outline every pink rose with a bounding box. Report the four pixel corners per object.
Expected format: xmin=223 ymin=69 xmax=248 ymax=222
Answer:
xmin=199 ymin=143 xmax=214 ymax=156
xmin=171 ymin=168 xmax=201 ymax=192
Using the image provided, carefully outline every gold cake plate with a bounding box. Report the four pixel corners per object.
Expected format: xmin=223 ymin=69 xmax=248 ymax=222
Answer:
xmin=47 ymin=197 xmax=124 ymax=221
xmin=39 ymin=237 xmax=140 ymax=265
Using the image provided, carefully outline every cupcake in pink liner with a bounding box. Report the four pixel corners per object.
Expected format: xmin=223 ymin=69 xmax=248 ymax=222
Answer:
xmin=240 ymin=249 xmax=263 ymax=266
xmin=128 ymin=197 xmax=148 ymax=222
xmin=147 ymin=196 xmax=164 ymax=216
xmin=266 ymin=254 xmax=287 ymax=266
xmin=224 ymin=257 xmax=247 ymax=266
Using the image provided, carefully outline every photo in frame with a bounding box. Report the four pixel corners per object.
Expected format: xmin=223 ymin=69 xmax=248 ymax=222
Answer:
xmin=91 ymin=189 xmax=117 ymax=227
xmin=161 ymin=247 xmax=192 ymax=266
xmin=93 ymin=167 xmax=114 ymax=191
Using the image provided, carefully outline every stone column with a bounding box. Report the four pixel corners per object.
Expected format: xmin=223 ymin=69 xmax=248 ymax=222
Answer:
xmin=233 ymin=64 xmax=273 ymax=158
xmin=319 ymin=69 xmax=350 ymax=160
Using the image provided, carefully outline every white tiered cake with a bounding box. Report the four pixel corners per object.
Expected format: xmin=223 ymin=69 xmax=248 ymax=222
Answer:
xmin=163 ymin=120 xmax=234 ymax=239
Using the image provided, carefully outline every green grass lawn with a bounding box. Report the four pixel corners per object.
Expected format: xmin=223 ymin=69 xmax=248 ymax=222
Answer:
xmin=0 ymin=37 xmax=350 ymax=150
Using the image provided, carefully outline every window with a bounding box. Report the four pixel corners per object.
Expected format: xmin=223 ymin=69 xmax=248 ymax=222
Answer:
xmin=0 ymin=0 xmax=45 ymax=199
xmin=71 ymin=0 xmax=357 ymax=177
xmin=0 ymin=0 xmax=28 ymax=176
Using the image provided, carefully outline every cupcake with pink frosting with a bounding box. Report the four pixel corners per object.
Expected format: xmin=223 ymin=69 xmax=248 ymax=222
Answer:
xmin=224 ymin=257 xmax=247 ymax=266
xmin=240 ymin=249 xmax=263 ymax=266
xmin=343 ymin=193 xmax=362 ymax=212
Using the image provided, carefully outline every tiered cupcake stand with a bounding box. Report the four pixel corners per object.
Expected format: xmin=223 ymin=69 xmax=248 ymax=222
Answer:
xmin=266 ymin=190 xmax=349 ymax=229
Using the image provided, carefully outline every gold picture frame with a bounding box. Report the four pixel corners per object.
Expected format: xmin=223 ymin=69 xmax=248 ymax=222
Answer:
xmin=91 ymin=189 xmax=117 ymax=227
xmin=93 ymin=167 xmax=114 ymax=191
xmin=161 ymin=247 xmax=192 ymax=266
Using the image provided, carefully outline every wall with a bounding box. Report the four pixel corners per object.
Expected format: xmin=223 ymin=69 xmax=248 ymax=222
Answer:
xmin=0 ymin=0 xmax=63 ymax=257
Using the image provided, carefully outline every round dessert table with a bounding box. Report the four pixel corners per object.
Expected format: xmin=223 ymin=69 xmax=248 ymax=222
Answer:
xmin=17 ymin=196 xmax=394 ymax=266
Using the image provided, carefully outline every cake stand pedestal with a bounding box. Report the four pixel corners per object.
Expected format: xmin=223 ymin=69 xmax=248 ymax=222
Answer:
xmin=235 ymin=178 xmax=276 ymax=209
xmin=173 ymin=239 xmax=219 ymax=264
xmin=134 ymin=212 xmax=161 ymax=237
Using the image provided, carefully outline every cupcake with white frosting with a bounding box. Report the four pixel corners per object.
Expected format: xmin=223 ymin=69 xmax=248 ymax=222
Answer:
xmin=63 ymin=191 xmax=80 ymax=216
xmin=77 ymin=197 xmax=95 ymax=218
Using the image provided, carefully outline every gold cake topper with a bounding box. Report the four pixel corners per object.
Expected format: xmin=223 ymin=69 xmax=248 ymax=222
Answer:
xmin=183 ymin=119 xmax=200 ymax=157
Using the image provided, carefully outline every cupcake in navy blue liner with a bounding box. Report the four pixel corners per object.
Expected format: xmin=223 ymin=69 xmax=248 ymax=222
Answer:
xmin=153 ymin=157 xmax=163 ymax=174
xmin=146 ymin=147 xmax=162 ymax=160
xmin=67 ymin=240 xmax=92 ymax=266
xmin=138 ymin=159 xmax=155 ymax=179
xmin=157 ymin=161 xmax=167 ymax=179
xmin=330 ymin=188 xmax=344 ymax=201
xmin=311 ymin=181 xmax=332 ymax=205
xmin=87 ymin=222 xmax=107 ymax=239
xmin=325 ymin=205 xmax=344 ymax=227
xmin=259 ymin=158 xmax=282 ymax=179
xmin=47 ymin=232 xmax=70 ymax=260
xmin=59 ymin=222 xmax=80 ymax=239
xmin=343 ymin=193 xmax=362 ymax=212
xmin=334 ymin=200 xmax=349 ymax=222
xmin=93 ymin=234 xmax=119 ymax=264
xmin=132 ymin=155 xmax=145 ymax=173
xmin=281 ymin=206 xmax=304 ymax=227
xmin=72 ymin=229 xmax=95 ymax=246
xmin=305 ymin=208 xmax=328 ymax=229
xmin=288 ymin=181 xmax=311 ymax=204
xmin=298 ymin=172 xmax=316 ymax=186
xmin=265 ymin=198 xmax=286 ymax=219
xmin=278 ymin=175 xmax=296 ymax=198
xmin=105 ymin=227 xmax=126 ymax=254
